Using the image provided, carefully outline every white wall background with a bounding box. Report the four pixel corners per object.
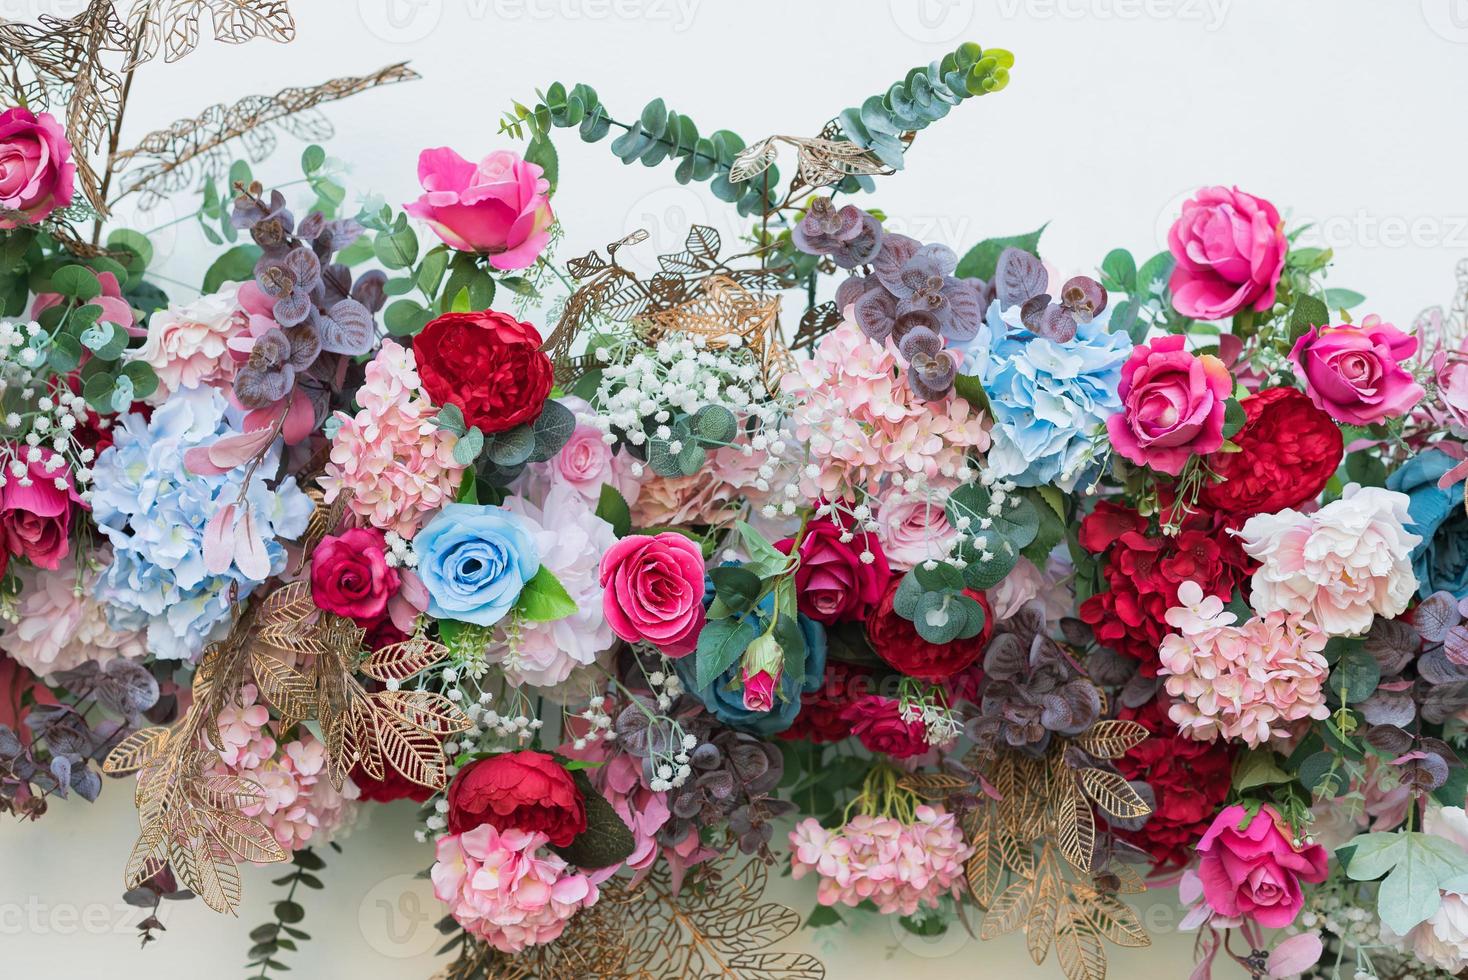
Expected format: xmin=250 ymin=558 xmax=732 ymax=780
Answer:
xmin=6 ymin=0 xmax=1468 ymax=976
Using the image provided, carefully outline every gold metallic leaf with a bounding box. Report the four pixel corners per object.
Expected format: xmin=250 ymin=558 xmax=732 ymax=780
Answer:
xmin=1078 ymin=767 xmax=1151 ymax=821
xmin=1076 ymin=720 xmax=1149 ymax=760
xmin=1055 ymin=903 xmax=1109 ymax=980
xmin=360 ymin=634 xmax=448 ymax=683
xmin=103 ymin=726 xmax=170 ymax=774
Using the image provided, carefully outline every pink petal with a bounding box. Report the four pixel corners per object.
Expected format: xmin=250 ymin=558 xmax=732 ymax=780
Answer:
xmin=234 ymin=504 xmax=271 ymax=581
xmin=203 ymin=504 xmax=237 ymax=575
xmin=1267 ymin=932 xmax=1323 ymax=977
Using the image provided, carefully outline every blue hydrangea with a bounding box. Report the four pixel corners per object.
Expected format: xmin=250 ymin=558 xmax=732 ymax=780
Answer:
xmin=91 ymin=386 xmax=312 ymax=660
xmin=958 ymin=300 xmax=1132 ymax=489
xmin=1388 ymin=449 xmax=1468 ymax=600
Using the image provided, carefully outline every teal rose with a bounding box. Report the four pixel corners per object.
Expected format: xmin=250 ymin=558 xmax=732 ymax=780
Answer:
xmin=415 ymin=504 xmax=539 ymax=626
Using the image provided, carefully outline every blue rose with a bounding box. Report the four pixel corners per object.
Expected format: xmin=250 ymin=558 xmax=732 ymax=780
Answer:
xmin=676 ymin=584 xmax=828 ymax=737
xmin=415 ymin=504 xmax=539 ymax=626
xmin=1387 ymin=449 xmax=1468 ymax=600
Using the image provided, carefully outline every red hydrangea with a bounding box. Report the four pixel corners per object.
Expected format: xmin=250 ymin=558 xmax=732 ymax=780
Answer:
xmin=1197 ymin=386 xmax=1342 ymax=518
xmin=414 ymin=310 xmax=553 ymax=433
xmin=1110 ymin=695 xmax=1235 ymax=869
xmin=866 ymin=574 xmax=992 ymax=682
xmin=779 ymin=661 xmax=873 ymax=744
xmin=446 ymin=750 xmax=586 ymax=845
xmin=1077 ymin=502 xmax=1251 ymax=674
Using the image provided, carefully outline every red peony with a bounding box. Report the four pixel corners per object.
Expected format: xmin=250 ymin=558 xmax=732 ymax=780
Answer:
xmin=310 ymin=527 xmax=400 ymax=626
xmin=1111 ymin=695 xmax=1234 ymax=869
xmin=778 ymin=517 xmax=889 ymax=625
xmin=1078 ymin=504 xmax=1251 ymax=673
xmin=866 ymin=574 xmax=992 ymax=682
xmin=414 ymin=310 xmax=553 ymax=434
xmin=842 ymin=695 xmax=929 ymax=759
xmin=780 ymin=661 xmax=873 ymax=743
xmin=446 ymin=750 xmax=586 ymax=845
xmin=352 ymin=762 xmax=435 ymax=805
xmin=1197 ymin=386 xmax=1342 ymax=518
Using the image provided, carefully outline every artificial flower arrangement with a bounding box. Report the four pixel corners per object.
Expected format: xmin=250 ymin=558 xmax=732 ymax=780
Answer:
xmin=3 ymin=5 xmax=1468 ymax=980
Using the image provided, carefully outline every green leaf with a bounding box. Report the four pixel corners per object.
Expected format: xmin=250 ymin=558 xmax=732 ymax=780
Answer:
xmin=1297 ymin=750 xmax=1347 ymax=797
xmin=301 ymin=144 xmax=326 ymax=175
xmin=1290 ymin=293 xmax=1331 ymax=342
xmin=951 ymin=373 xmax=989 ymax=413
xmin=1222 ymin=398 xmax=1247 ymax=440
xmin=525 ymin=136 xmax=559 ymax=190
xmin=548 ymin=771 xmax=635 ymax=869
xmin=694 ymin=617 xmax=759 ymax=690
xmin=105 ymin=228 xmax=153 ymax=277
xmin=433 ymin=402 xmax=467 ymax=436
xmin=912 ymin=561 xmax=964 ymax=594
xmin=516 ymin=566 xmax=578 ymax=622
xmin=455 ymin=470 xmax=478 ymax=504
xmin=485 ymin=425 xmax=535 ymax=468
xmin=954 ymin=224 xmax=1047 ymax=280
xmin=47 ymin=333 xmax=82 ymax=373
xmin=1134 ymin=252 xmax=1176 ymax=300
xmin=806 ymin=905 xmax=842 ymax=928
xmin=1323 ymin=288 xmax=1366 ymax=311
xmin=374 ymin=226 xmax=419 ymax=270
xmin=452 ymin=426 xmax=484 ymax=466
xmin=734 ymin=520 xmax=789 ymax=579
xmin=1100 ymin=248 xmax=1136 ymax=292
xmin=1233 ymin=749 xmax=1292 ymax=790
xmin=709 ymin=565 xmax=761 ymax=614
xmin=51 ymin=264 xmax=101 ymax=301
xmin=384 ymin=298 xmax=431 ymax=337
xmin=691 ymin=404 xmax=737 ymax=446
xmin=1336 ymin=642 xmax=1382 ymax=704
xmin=416 ymin=247 xmax=450 ymax=298
xmin=595 ymin=484 xmax=632 ymax=537
xmin=203 ymin=244 xmax=263 ymax=293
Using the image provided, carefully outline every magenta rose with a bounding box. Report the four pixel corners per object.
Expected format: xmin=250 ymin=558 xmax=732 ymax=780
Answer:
xmin=777 ymin=517 xmax=889 ymax=625
xmin=1105 ymin=335 xmax=1233 ymax=475
xmin=599 ymin=532 xmax=707 ymax=657
xmin=1196 ymin=804 xmax=1328 ymax=928
xmin=310 ymin=527 xmax=400 ymax=625
xmin=1167 ymin=186 xmax=1287 ymax=320
xmin=0 ymin=108 xmax=76 ymax=229
xmin=1289 ymin=315 xmax=1425 ymax=426
xmin=842 ymin=695 xmax=929 ymax=759
xmin=404 ymin=148 xmax=553 ymax=270
xmin=0 ymin=452 xmax=76 ymax=574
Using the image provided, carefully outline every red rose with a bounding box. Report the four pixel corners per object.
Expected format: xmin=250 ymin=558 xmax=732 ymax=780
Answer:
xmin=414 ymin=310 xmax=553 ymax=433
xmin=0 ymin=452 xmax=76 ymax=574
xmin=780 ymin=661 xmax=873 ymax=743
xmin=778 ymin=518 xmax=889 ymax=625
xmin=446 ymin=750 xmax=586 ymax=845
xmin=842 ymin=695 xmax=929 ymax=759
xmin=1197 ymin=386 xmax=1342 ymax=518
xmin=1111 ymin=695 xmax=1234 ymax=869
xmin=866 ymin=574 xmax=992 ymax=682
xmin=310 ymin=527 xmax=399 ymax=626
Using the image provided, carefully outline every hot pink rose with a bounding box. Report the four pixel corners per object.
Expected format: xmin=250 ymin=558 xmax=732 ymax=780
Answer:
xmin=0 ymin=108 xmax=75 ymax=229
xmin=598 ymin=532 xmax=706 ymax=657
xmin=0 ymin=452 xmax=77 ymax=574
xmin=405 ymin=148 xmax=553 ymax=270
xmin=1289 ymin=315 xmax=1425 ymax=426
xmin=1106 ymin=335 xmax=1232 ymax=475
xmin=1196 ymin=804 xmax=1328 ymax=928
xmin=778 ymin=517 xmax=889 ymax=624
xmin=310 ymin=527 xmax=400 ymax=625
xmin=1168 ymin=186 xmax=1287 ymax=320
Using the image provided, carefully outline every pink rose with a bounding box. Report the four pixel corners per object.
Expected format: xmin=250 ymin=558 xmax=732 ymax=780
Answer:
xmin=598 ymin=532 xmax=706 ymax=657
xmin=0 ymin=451 xmax=76 ymax=574
xmin=517 ymin=396 xmax=641 ymax=506
xmin=1168 ymin=186 xmax=1286 ymax=320
xmin=0 ymin=108 xmax=75 ymax=229
xmin=874 ymin=492 xmax=958 ymax=571
xmin=1196 ymin=804 xmax=1328 ymax=928
xmin=1289 ymin=315 xmax=1425 ymax=426
xmin=310 ymin=527 xmax=400 ymax=625
xmin=405 ymin=148 xmax=553 ymax=270
xmin=1106 ymin=335 xmax=1232 ymax=475
xmin=778 ymin=517 xmax=889 ymax=625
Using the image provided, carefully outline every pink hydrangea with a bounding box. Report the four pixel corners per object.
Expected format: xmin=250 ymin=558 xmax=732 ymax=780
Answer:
xmin=129 ymin=282 xmax=244 ymax=401
xmin=0 ymin=548 xmax=146 ymax=677
xmin=1237 ymin=484 xmax=1421 ymax=637
xmin=319 ymin=341 xmax=466 ymax=538
xmin=207 ymin=684 xmax=358 ymax=851
xmin=585 ymin=750 xmax=715 ymax=891
xmin=789 ymin=806 xmax=972 ymax=916
xmin=431 ymin=823 xmax=599 ymax=953
xmin=1157 ymin=581 xmax=1330 ymax=747
xmin=781 ymin=322 xmax=989 ymax=499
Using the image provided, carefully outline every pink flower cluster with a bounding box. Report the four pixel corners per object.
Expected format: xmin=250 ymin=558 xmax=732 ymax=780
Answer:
xmin=781 ymin=322 xmax=989 ymax=498
xmin=789 ymin=806 xmax=973 ymax=916
xmin=1158 ymin=581 xmax=1330 ymax=747
xmin=208 ymin=684 xmax=358 ymax=850
xmin=130 ymin=282 xmax=243 ymax=402
xmin=431 ymin=823 xmax=599 ymax=953
xmin=588 ymin=751 xmax=715 ymax=891
xmin=320 ymin=341 xmax=466 ymax=538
